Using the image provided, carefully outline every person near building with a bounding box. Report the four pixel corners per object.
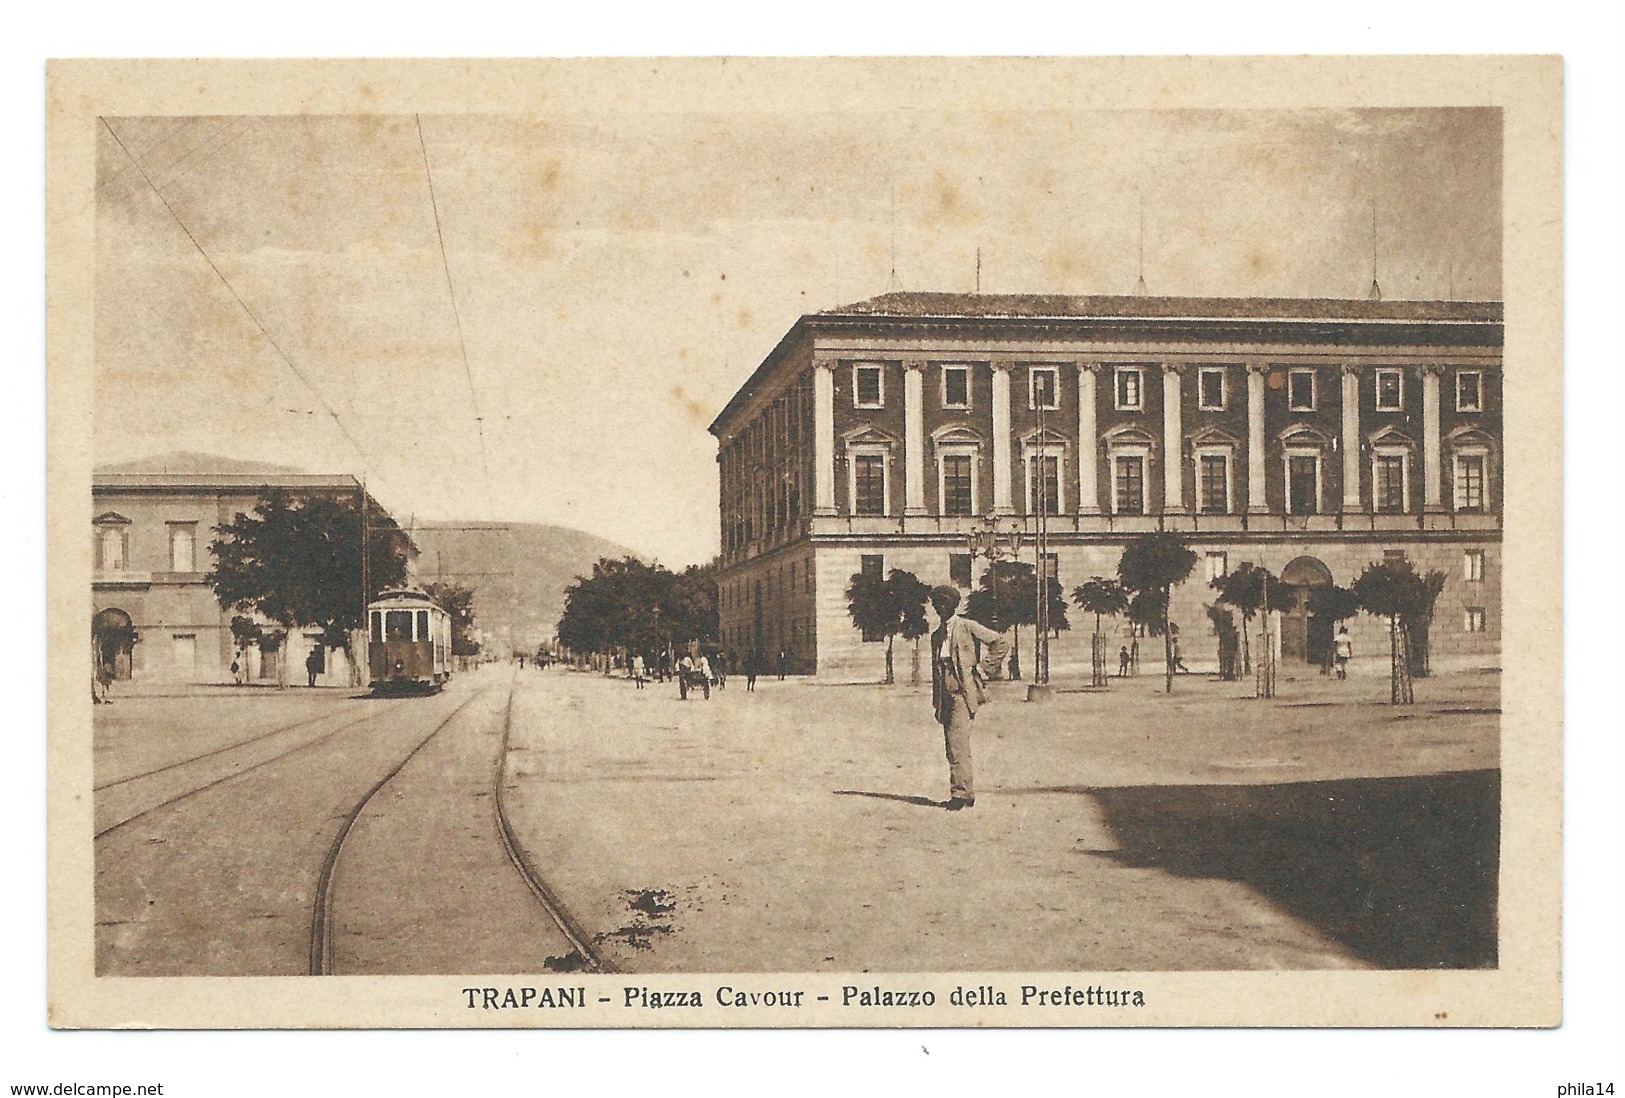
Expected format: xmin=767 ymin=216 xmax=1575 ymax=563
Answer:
xmin=745 ymin=649 xmax=759 ymax=692
xmin=632 ymin=653 xmax=646 ymax=689
xmin=713 ymin=649 xmax=728 ymax=689
xmin=777 ymin=647 xmax=789 ymax=680
xmin=1333 ymin=626 xmax=1354 ymax=680
xmin=305 ymin=645 xmax=322 ymax=688
xmin=231 ymin=655 xmax=243 ymax=685
xmin=929 ymin=585 xmax=1009 ymax=811
xmin=696 ymin=653 xmax=714 ymax=700
xmin=1117 ymin=645 xmax=1132 ymax=677
xmin=93 ymin=653 xmax=113 ymax=704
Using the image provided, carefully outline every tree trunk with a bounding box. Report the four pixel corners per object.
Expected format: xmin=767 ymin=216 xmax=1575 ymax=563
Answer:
xmin=884 ymin=635 xmax=895 ymax=685
xmin=909 ymin=635 xmax=920 ymax=687
xmin=1008 ymin=627 xmax=1022 ymax=681
xmin=1389 ymin=614 xmax=1400 ymax=705
xmin=1240 ymin=615 xmax=1252 ymax=676
xmin=1163 ymin=591 xmax=1174 ymax=694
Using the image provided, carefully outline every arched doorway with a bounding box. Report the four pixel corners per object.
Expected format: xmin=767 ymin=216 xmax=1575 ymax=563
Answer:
xmin=1279 ymin=556 xmax=1333 ymax=665
xmin=92 ymin=607 xmax=137 ymax=680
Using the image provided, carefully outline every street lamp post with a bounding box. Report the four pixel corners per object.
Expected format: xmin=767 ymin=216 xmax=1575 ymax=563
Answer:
xmin=965 ymin=516 xmax=1022 ymax=678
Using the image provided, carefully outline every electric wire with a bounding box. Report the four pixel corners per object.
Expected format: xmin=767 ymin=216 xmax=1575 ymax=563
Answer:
xmin=415 ymin=114 xmax=495 ymax=520
xmin=99 ymin=116 xmax=383 ymax=491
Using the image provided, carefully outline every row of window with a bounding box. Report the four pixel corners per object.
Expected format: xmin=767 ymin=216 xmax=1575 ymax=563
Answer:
xmin=839 ymin=449 xmax=1492 ymax=517
xmin=847 ymin=362 xmax=1490 ymax=414
xmin=719 ymin=558 xmax=816 ymax=614
xmin=94 ymin=520 xmax=198 ymax=573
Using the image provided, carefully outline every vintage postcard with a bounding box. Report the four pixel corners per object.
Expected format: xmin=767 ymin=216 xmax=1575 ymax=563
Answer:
xmin=46 ymin=56 xmax=1562 ymax=1028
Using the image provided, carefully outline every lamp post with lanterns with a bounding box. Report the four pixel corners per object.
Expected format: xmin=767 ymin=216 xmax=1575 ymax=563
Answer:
xmin=965 ymin=515 xmax=1022 ymax=679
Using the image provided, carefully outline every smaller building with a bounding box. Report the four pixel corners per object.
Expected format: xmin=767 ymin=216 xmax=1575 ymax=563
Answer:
xmin=92 ymin=451 xmax=414 ymax=685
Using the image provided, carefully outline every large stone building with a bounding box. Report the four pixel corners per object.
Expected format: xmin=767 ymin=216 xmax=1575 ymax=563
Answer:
xmin=92 ymin=452 xmax=414 ymax=685
xmin=710 ymin=293 xmax=1502 ymax=680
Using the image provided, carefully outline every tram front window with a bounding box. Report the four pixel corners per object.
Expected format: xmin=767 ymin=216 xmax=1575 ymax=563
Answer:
xmin=385 ymin=610 xmax=413 ymax=641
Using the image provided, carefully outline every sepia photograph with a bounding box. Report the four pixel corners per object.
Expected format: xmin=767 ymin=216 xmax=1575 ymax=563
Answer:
xmin=45 ymin=55 xmax=1563 ymax=1030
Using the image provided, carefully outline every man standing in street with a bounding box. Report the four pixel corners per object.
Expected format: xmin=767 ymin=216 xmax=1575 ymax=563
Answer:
xmin=1333 ymin=626 xmax=1354 ymax=680
xmin=929 ymin=586 xmax=1010 ymax=812
xmin=305 ymin=645 xmax=322 ymax=688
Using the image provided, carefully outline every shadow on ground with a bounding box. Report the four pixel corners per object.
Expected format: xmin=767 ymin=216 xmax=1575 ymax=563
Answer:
xmin=1035 ymin=770 xmax=1499 ymax=969
xmin=834 ymin=789 xmax=947 ymax=809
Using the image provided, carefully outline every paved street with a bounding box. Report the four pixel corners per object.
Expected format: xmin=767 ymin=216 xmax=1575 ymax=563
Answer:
xmin=94 ymin=663 xmax=1498 ymax=975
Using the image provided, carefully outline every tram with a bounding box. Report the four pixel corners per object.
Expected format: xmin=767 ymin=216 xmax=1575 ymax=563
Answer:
xmin=367 ymin=588 xmax=452 ymax=694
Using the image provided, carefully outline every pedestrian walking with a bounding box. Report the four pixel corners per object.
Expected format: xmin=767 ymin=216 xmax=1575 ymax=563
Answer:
xmin=697 ymin=653 xmax=714 ymax=700
xmin=929 ymin=586 xmax=1009 ymax=811
xmin=1170 ymin=630 xmax=1190 ymax=674
xmin=632 ymin=653 xmax=646 ymax=689
xmin=1333 ymin=626 xmax=1353 ymax=680
xmin=93 ymin=654 xmax=113 ymax=705
xmin=777 ymin=647 xmax=789 ymax=680
xmin=231 ymin=655 xmax=244 ymax=686
xmin=745 ymin=649 xmax=759 ymax=692
xmin=305 ymin=646 xmax=322 ymax=688
xmin=677 ymin=653 xmax=695 ymax=700
xmin=1117 ymin=645 xmax=1131 ymax=677
xmin=713 ymin=649 xmax=727 ymax=689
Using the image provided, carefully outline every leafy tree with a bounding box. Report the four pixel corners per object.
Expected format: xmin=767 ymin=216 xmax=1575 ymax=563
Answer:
xmin=1117 ymin=532 xmax=1198 ymax=693
xmin=556 ymin=557 xmax=719 ymax=663
xmin=845 ymin=568 xmax=930 ymax=684
xmin=1206 ymin=603 xmax=1241 ymax=680
xmin=1211 ymin=563 xmax=1293 ymax=676
xmin=1072 ymin=576 xmax=1129 ymax=634
xmin=423 ymin=581 xmax=482 ymax=657
xmin=1073 ymin=576 xmax=1129 ymax=686
xmin=1351 ymin=559 xmax=1444 ymax=705
xmin=1402 ymin=570 xmax=1448 ymax=678
xmin=208 ymin=490 xmax=409 ymax=686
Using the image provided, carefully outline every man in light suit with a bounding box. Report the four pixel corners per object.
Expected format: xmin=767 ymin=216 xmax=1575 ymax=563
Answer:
xmin=929 ymin=585 xmax=1010 ymax=811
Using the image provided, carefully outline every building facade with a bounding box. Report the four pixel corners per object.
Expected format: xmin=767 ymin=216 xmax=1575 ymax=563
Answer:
xmin=92 ymin=452 xmax=413 ymax=685
xmin=710 ymin=293 xmax=1502 ymax=680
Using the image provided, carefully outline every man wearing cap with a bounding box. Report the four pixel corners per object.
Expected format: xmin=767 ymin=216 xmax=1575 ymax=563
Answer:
xmin=929 ymin=585 xmax=1010 ymax=811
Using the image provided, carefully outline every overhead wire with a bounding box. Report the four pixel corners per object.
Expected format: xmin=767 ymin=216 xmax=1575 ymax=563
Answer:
xmin=99 ymin=116 xmax=384 ymax=494
xmin=414 ymin=114 xmax=495 ymax=520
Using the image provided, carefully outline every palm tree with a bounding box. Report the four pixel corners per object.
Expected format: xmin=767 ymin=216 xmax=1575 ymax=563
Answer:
xmin=1072 ymin=576 xmax=1129 ymax=686
xmin=1117 ymin=532 xmax=1198 ymax=693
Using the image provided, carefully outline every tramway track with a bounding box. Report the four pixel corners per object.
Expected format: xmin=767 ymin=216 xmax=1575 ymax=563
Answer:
xmin=94 ymin=707 xmax=352 ymax=792
xmin=94 ymin=698 xmax=415 ymax=840
xmin=492 ymin=686 xmax=612 ymax=974
xmin=308 ymin=688 xmax=487 ymax=975
xmin=310 ymin=676 xmax=610 ymax=976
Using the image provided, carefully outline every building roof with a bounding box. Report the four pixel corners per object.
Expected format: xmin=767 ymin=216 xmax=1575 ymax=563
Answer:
xmin=821 ymin=292 xmax=1502 ymax=323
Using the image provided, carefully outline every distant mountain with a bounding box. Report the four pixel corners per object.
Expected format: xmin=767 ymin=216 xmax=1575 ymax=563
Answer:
xmin=410 ymin=521 xmax=641 ymax=655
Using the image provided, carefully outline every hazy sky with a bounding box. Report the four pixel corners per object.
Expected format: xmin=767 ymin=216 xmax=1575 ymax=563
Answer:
xmin=95 ymin=108 xmax=1500 ymax=565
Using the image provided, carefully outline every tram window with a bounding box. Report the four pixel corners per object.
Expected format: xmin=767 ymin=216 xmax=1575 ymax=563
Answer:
xmin=416 ymin=610 xmax=429 ymax=641
xmin=385 ymin=610 xmax=413 ymax=641
xmin=370 ymin=611 xmax=383 ymax=643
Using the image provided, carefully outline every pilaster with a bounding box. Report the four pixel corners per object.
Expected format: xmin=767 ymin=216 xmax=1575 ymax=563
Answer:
xmin=1246 ymin=362 xmax=1269 ymax=513
xmin=1076 ymin=363 xmax=1100 ymax=514
xmin=903 ymin=360 xmax=927 ymax=515
xmin=813 ymin=358 xmax=837 ymax=516
xmin=1161 ymin=363 xmax=1186 ymax=514
xmin=991 ymin=361 xmax=1014 ymax=514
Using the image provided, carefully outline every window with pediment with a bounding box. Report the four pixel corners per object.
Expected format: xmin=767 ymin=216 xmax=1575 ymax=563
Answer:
xmin=93 ymin=512 xmax=131 ymax=571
